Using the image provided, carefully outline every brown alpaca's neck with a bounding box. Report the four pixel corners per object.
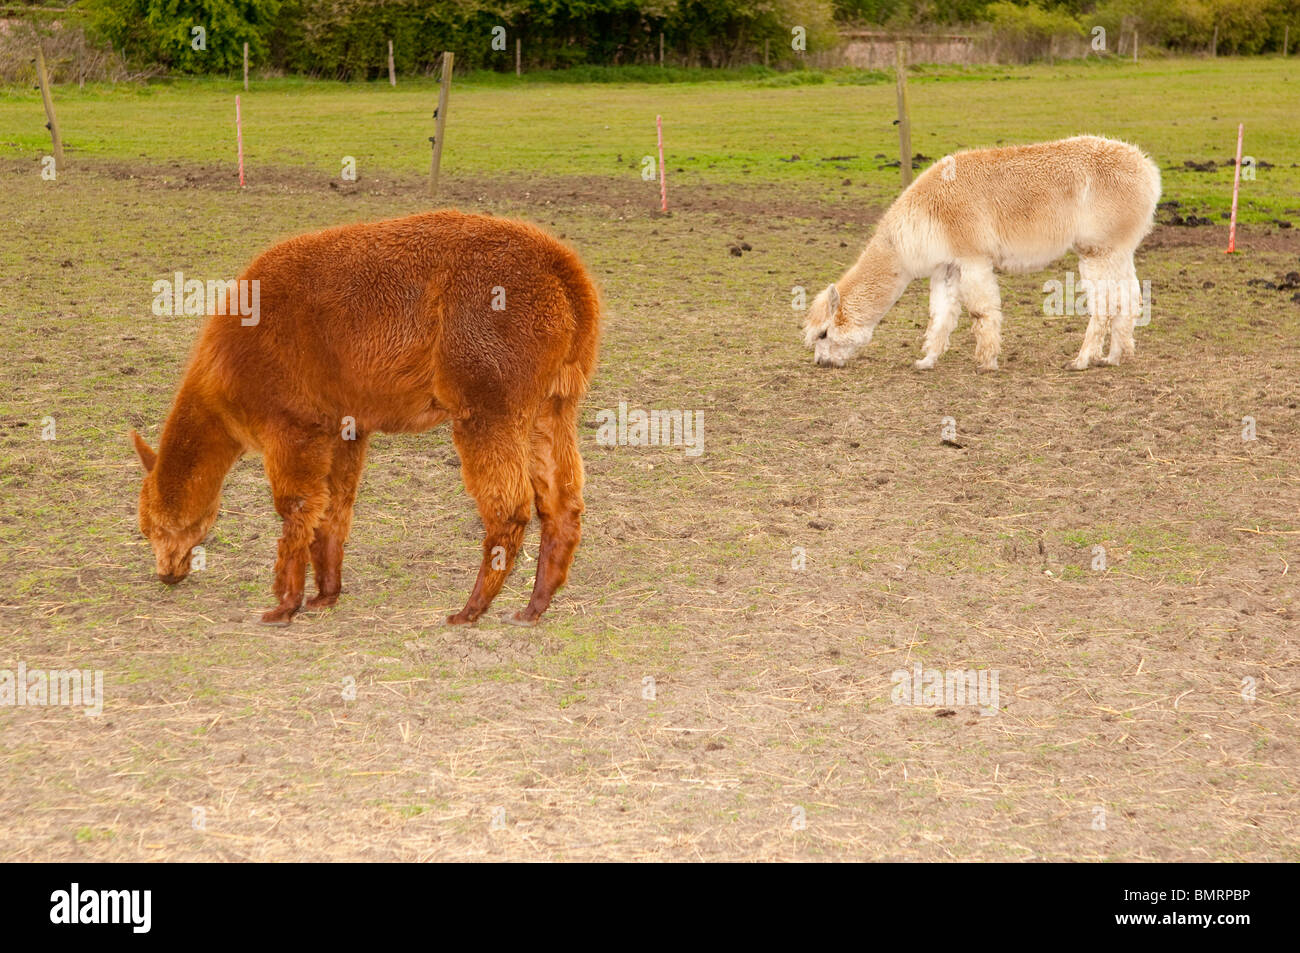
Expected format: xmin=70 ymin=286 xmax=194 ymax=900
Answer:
xmin=154 ymin=382 xmax=243 ymax=523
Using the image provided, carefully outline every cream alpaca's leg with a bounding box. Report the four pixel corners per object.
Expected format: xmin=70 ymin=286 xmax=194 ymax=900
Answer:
xmin=1068 ymin=256 xmax=1113 ymax=371
xmin=1103 ymin=258 xmax=1140 ymax=365
xmin=916 ymin=264 xmax=960 ymax=370
xmin=958 ymin=260 xmax=1002 ymax=371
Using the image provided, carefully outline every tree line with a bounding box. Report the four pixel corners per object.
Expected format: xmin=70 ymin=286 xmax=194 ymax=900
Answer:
xmin=15 ymin=1 xmax=1300 ymax=79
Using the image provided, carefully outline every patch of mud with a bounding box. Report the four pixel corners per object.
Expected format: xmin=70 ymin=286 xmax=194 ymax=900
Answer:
xmin=1 ymin=156 xmax=884 ymax=226
xmin=1179 ymin=157 xmax=1277 ymax=173
xmin=1143 ymin=222 xmax=1300 ymax=254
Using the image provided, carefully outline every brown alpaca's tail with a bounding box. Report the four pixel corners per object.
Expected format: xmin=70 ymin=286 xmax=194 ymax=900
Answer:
xmin=552 ymin=362 xmax=591 ymax=401
xmin=549 ymin=248 xmax=602 ymax=401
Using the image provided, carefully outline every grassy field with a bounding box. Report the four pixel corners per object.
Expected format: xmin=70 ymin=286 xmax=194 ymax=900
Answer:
xmin=2 ymin=57 xmax=1298 ymax=215
xmin=1 ymin=57 xmax=1297 ymax=861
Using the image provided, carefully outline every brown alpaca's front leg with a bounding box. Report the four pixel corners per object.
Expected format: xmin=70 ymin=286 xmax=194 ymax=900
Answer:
xmin=306 ymin=533 xmax=343 ymax=609
xmin=306 ymin=435 xmax=368 ymax=610
xmin=263 ymin=531 xmax=314 ymax=625
xmin=261 ymin=435 xmax=333 ymax=626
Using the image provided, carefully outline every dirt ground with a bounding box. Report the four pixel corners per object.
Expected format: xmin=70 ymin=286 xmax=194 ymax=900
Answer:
xmin=1 ymin=156 xmax=1297 ymax=861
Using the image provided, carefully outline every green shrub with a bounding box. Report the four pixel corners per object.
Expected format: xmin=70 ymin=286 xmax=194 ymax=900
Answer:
xmin=986 ymin=1 xmax=1084 ymax=41
xmin=79 ymin=0 xmax=839 ymax=78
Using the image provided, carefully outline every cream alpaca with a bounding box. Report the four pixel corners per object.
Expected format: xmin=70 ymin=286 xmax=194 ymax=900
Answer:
xmin=803 ymin=136 xmax=1161 ymax=371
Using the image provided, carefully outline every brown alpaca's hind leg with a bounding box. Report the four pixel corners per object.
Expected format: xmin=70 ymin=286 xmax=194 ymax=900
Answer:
xmin=447 ymin=420 xmax=533 ymax=626
xmin=260 ymin=431 xmax=334 ymax=625
xmin=507 ymin=396 xmax=585 ymax=626
xmin=306 ymin=433 xmax=369 ymax=610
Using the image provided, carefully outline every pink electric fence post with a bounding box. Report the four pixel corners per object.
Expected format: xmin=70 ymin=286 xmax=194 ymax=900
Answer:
xmin=1226 ymin=123 xmax=1243 ymax=254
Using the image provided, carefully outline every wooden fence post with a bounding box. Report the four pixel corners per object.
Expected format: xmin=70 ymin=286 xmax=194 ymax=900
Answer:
xmin=243 ymin=42 xmax=249 ymax=90
xmin=1212 ymin=24 xmax=1218 ymax=57
xmin=656 ymin=115 xmax=667 ymax=212
xmin=515 ymin=37 xmax=521 ymax=76
xmin=659 ymin=32 xmax=664 ymax=66
xmin=235 ymin=94 xmax=245 ymax=187
xmin=429 ymin=51 xmax=454 ymax=198
xmin=895 ymin=42 xmax=912 ymax=189
xmin=35 ymin=44 xmax=63 ymax=169
xmin=388 ymin=40 xmax=396 ymax=86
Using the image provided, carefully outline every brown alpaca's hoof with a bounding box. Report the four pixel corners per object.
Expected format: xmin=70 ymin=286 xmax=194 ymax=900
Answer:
xmin=260 ymin=603 xmax=299 ymax=626
xmin=306 ymin=592 xmax=340 ymax=609
xmin=501 ymin=611 xmax=539 ymax=628
xmin=446 ymin=610 xmax=478 ymax=626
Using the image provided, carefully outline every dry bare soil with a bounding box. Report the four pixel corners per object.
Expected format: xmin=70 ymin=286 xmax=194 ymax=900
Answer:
xmin=1 ymin=135 xmax=1297 ymax=860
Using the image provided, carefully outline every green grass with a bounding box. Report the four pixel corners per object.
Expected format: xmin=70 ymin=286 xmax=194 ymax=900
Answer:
xmin=3 ymin=57 xmax=1297 ymax=218
xmin=74 ymin=825 xmax=117 ymax=843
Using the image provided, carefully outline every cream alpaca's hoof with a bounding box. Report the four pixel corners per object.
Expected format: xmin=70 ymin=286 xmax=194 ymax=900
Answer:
xmin=914 ymin=356 xmax=937 ymax=370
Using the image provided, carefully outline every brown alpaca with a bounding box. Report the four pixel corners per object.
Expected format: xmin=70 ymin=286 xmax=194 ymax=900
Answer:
xmin=132 ymin=210 xmax=600 ymax=626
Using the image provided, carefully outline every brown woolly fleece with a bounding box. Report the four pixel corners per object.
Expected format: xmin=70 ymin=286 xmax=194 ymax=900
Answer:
xmin=132 ymin=210 xmax=601 ymax=626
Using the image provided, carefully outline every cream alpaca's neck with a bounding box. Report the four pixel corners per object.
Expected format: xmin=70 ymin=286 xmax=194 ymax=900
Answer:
xmin=838 ymin=235 xmax=909 ymax=334
xmin=154 ymin=382 xmax=244 ymax=523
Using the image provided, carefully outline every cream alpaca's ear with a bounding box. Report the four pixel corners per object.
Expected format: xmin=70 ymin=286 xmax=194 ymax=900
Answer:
xmin=826 ymin=284 xmax=841 ymax=315
xmin=131 ymin=430 xmax=157 ymax=473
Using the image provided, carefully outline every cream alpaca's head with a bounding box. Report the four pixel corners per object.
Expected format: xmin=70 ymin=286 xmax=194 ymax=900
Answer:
xmin=802 ymin=284 xmax=872 ymax=367
xmin=132 ymin=430 xmax=217 ymax=585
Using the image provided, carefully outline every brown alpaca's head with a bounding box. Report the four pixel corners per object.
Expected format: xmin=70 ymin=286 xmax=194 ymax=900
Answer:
xmin=132 ymin=430 xmax=217 ymax=585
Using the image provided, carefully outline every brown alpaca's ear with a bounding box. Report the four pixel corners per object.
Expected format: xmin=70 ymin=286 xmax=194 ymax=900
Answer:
xmin=131 ymin=430 xmax=157 ymax=473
